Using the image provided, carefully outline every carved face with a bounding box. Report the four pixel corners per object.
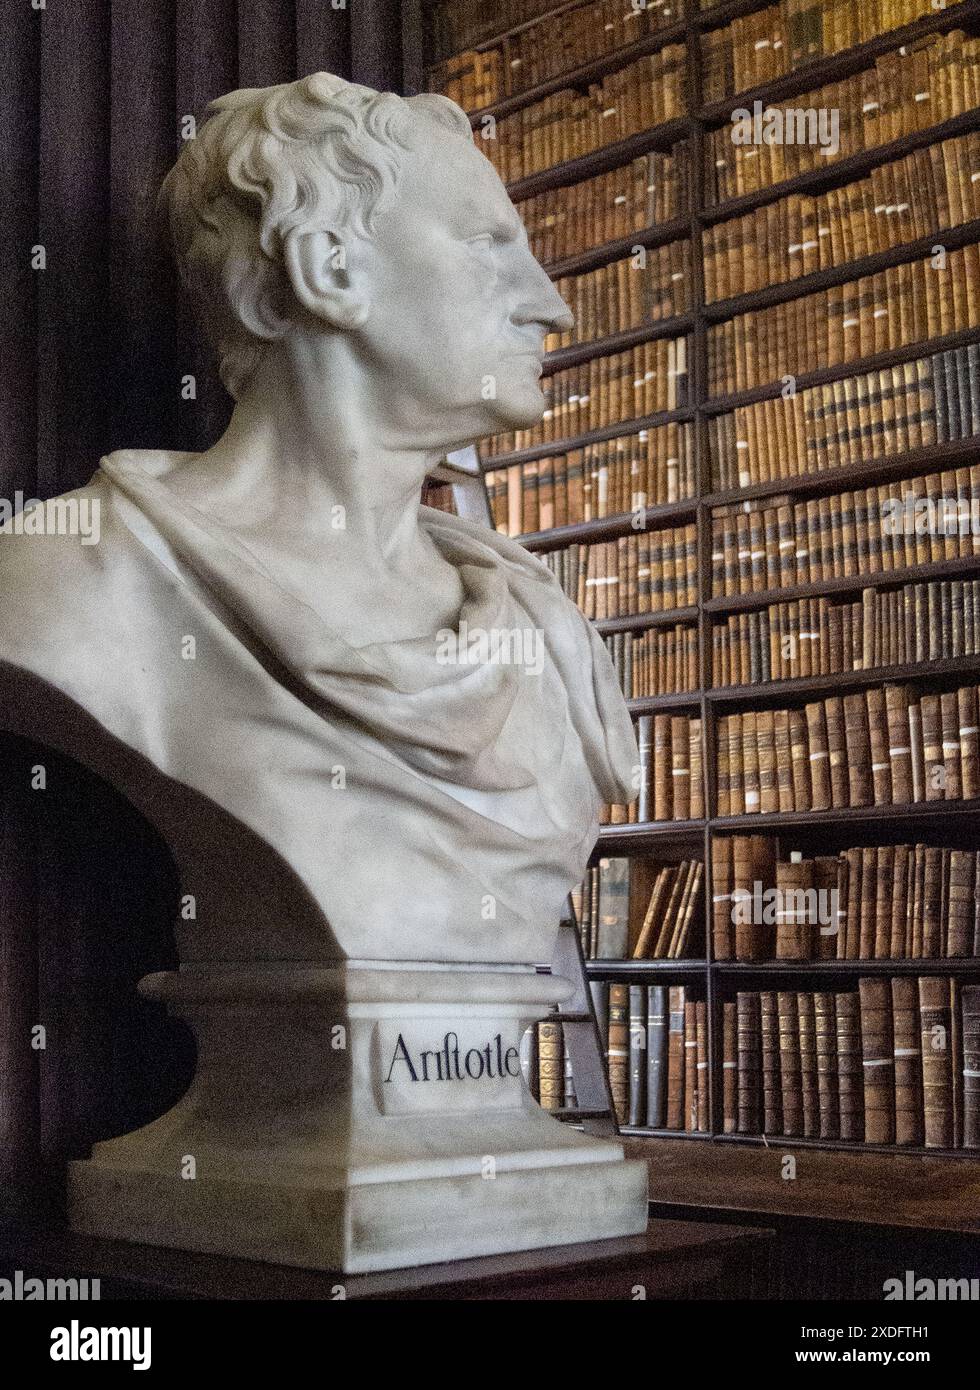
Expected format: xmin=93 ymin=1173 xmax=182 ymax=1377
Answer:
xmin=348 ymin=126 xmax=573 ymax=447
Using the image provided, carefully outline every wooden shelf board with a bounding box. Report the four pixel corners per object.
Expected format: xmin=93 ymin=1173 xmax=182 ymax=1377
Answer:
xmin=543 ymin=312 xmax=694 ymax=375
xmin=542 ymin=218 xmax=692 ymax=280
xmin=517 ymin=499 xmax=698 ymax=550
xmin=711 ymin=797 xmax=980 ymax=832
xmin=624 ymin=1135 xmax=980 ymax=1233
xmin=708 ymin=653 xmax=980 ymax=707
xmin=505 ymin=115 xmax=693 ymax=202
xmin=706 ymin=554 xmax=980 ymax=615
xmin=481 ymin=405 xmax=695 ymax=470
xmin=586 ymin=958 xmax=708 ymax=974
xmin=595 ymin=605 xmax=699 ymax=634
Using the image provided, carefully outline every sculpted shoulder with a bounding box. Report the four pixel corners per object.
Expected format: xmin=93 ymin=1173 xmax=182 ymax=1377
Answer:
xmin=0 ymin=477 xmax=129 ymax=667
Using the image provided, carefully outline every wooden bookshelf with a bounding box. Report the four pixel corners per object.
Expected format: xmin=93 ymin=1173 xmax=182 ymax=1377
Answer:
xmin=420 ymin=0 xmax=980 ymax=1168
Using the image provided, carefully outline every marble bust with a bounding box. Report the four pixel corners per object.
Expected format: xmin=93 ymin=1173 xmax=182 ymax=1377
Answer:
xmin=0 ymin=72 xmax=647 ymax=1271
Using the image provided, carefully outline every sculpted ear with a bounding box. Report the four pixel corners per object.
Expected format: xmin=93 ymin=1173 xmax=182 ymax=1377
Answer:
xmin=281 ymin=227 xmax=369 ymax=331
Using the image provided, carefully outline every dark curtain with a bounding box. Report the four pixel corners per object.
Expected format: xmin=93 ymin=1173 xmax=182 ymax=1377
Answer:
xmin=0 ymin=0 xmax=404 ymax=1217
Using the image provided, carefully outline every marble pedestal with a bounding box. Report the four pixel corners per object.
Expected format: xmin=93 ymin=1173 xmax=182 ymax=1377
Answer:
xmin=68 ymin=961 xmax=648 ymax=1273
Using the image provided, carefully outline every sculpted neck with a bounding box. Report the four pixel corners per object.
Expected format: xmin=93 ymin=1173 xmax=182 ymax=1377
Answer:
xmin=172 ymin=332 xmax=445 ymax=566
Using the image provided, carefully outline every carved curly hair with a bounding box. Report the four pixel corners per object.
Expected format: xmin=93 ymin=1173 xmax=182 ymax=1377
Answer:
xmin=159 ymin=72 xmax=472 ymax=399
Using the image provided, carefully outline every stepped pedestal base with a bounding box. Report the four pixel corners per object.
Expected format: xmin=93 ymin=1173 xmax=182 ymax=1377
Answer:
xmin=68 ymin=962 xmax=648 ymax=1273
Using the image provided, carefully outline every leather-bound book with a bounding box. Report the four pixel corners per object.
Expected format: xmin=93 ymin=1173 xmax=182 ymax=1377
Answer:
xmin=843 ymin=691 xmax=873 ymax=807
xmin=948 ymin=850 xmax=974 ymax=958
xmin=835 ymin=990 xmax=864 ymax=1142
xmin=690 ymin=719 xmax=704 ymax=819
xmin=737 ymin=990 xmax=761 ymax=1135
xmin=606 ymin=984 xmax=630 ymax=1125
xmin=921 ymin=693 xmax=944 ymax=802
xmin=723 ymin=1000 xmax=738 ymax=1134
xmin=742 ymin=710 xmax=760 ymax=815
xmin=805 ymin=700 xmax=832 ymax=809
xmin=696 ymin=1001 xmax=709 ymax=1132
xmin=814 ymin=855 xmax=841 ymax=960
xmin=671 ymin=714 xmax=690 ymax=821
xmin=859 ymin=977 xmax=895 ymax=1145
xmin=646 ymin=984 xmax=668 ymax=1129
xmin=889 ymin=844 xmax=911 ymax=959
xmin=684 ymin=1000 xmax=699 ymax=1132
xmin=774 ymin=709 xmax=794 ymax=811
xmin=941 ymin=691 xmax=962 ymax=801
xmin=922 ymin=847 xmax=944 ymax=959
xmin=789 ymin=706 xmax=811 ymax=810
xmin=537 ymin=1018 xmax=564 ymax=1113
xmin=961 ymin=985 xmax=980 ymax=1150
xmin=666 ymin=985 xmax=686 ymax=1129
xmin=797 ymin=991 xmax=819 ymax=1138
xmin=952 ymin=977 xmax=963 ymax=1150
xmin=814 ymin=992 xmax=839 ymax=1140
xmin=760 ymin=990 xmax=782 ymax=1134
xmin=959 ymin=685 xmax=980 ymax=800
xmin=885 ymin=684 xmax=913 ymax=803
xmin=775 ymin=856 xmax=813 ymax=959
xmin=866 ymin=685 xmax=892 ymax=805
xmin=712 ymin=835 xmax=734 ymax=961
xmin=858 ymin=847 xmax=877 ymax=960
xmin=628 ymin=983 xmax=647 ymax=1127
xmin=873 ymin=845 xmax=894 ymax=960
xmin=909 ymin=694 xmax=925 ymax=803
xmin=825 ymin=695 xmax=848 ymax=808
xmin=757 ymin=708 xmax=777 ymax=814
xmin=632 ymin=864 xmax=673 ymax=960
xmin=891 ymin=976 xmax=923 ymax=1147
xmin=653 ymin=714 xmax=672 ymax=821
xmin=778 ymin=990 xmax=803 ymax=1136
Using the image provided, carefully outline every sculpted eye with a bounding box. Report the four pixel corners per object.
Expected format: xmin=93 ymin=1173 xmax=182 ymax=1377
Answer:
xmin=466 ymin=234 xmax=494 ymax=256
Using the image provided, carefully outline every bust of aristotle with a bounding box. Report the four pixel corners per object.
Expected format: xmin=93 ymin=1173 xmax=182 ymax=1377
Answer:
xmin=0 ymin=72 xmax=638 ymax=967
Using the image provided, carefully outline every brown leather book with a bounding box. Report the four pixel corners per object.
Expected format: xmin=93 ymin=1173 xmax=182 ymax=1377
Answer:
xmin=825 ymin=695 xmax=849 ymax=808
xmin=892 ymin=977 xmax=924 ymax=1147
xmin=760 ymin=990 xmax=783 ymax=1134
xmin=712 ymin=836 xmax=734 ymax=961
xmin=684 ymin=999 xmax=699 ymax=1133
xmin=941 ymin=690 xmax=962 ymax=801
xmin=866 ymin=685 xmax=892 ymax=805
xmin=637 ymin=714 xmax=653 ymax=825
xmin=885 ymin=684 xmax=913 ymax=804
xmin=962 ymin=985 xmax=980 ymax=1150
xmin=775 ymin=857 xmax=813 ymax=960
xmin=742 ymin=710 xmax=760 ymax=815
xmin=778 ymin=990 xmax=803 ymax=1137
xmin=919 ymin=976 xmax=954 ymax=1148
xmin=805 ymin=700 xmax=832 ymax=810
xmin=606 ymin=988 xmax=629 ymax=1125
xmin=723 ymin=1000 xmax=738 ymax=1135
xmin=737 ymin=990 xmax=761 ymax=1135
xmin=889 ymin=844 xmax=911 ymax=959
xmin=757 ymin=708 xmax=778 ymax=814
xmin=797 ymin=991 xmax=819 ymax=1139
xmin=537 ymin=1018 xmax=564 ymax=1113
xmin=789 ymin=706 xmax=811 ymax=810
xmin=653 ymin=714 xmax=671 ymax=821
xmin=835 ymin=990 xmax=864 ymax=1142
xmin=959 ymin=685 xmax=980 ymax=800
xmin=952 ymin=976 xmax=964 ymax=1150
xmin=859 ymin=977 xmax=895 ymax=1145
xmin=921 ymin=693 xmax=944 ymax=802
xmin=670 ymin=715 xmax=690 ymax=822
xmin=814 ymin=992 xmax=840 ymax=1140
xmin=666 ymin=984 xmax=686 ymax=1130
xmin=843 ymin=691 xmax=873 ymax=808
xmin=858 ymin=847 xmax=877 ymax=959
xmin=696 ymin=1000 xmax=709 ymax=1133
xmin=947 ymin=850 xmax=974 ymax=958
xmin=873 ymin=845 xmax=894 ymax=960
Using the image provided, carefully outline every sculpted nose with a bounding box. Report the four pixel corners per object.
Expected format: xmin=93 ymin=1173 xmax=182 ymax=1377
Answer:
xmin=512 ymin=251 xmax=574 ymax=334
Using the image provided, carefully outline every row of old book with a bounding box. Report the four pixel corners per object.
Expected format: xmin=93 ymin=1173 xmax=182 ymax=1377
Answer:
xmin=710 ymin=347 xmax=980 ymax=491
xmin=484 ymin=337 xmax=691 ymax=460
xmin=713 ymin=837 xmax=980 ymax=961
xmin=604 ymin=623 xmax=699 ymax=699
xmin=712 ymin=466 xmax=980 ymax=598
xmin=705 ymin=31 xmax=980 ymax=204
xmin=708 ymin=242 xmax=980 ymax=395
xmin=545 ymin=240 xmax=691 ymax=352
xmin=426 ymin=0 xmax=678 ymax=110
xmin=704 ymin=132 xmax=980 ymax=303
xmin=727 ymin=979 xmax=980 ymax=1147
xmin=573 ymin=857 xmax=704 ymax=960
xmin=484 ymin=47 xmax=687 ymax=185
xmin=520 ymin=147 xmax=690 ymax=268
xmin=485 ymin=423 xmax=695 ymax=536
xmin=540 ymin=524 xmax=698 ymax=620
xmin=425 ymin=0 xmax=558 ymax=65
xmin=712 ymin=580 xmax=980 ymax=686
xmin=701 ymin=0 xmax=952 ymax=103
xmin=716 ymin=682 xmax=980 ymax=816
xmin=603 ymin=712 xmax=705 ymax=824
